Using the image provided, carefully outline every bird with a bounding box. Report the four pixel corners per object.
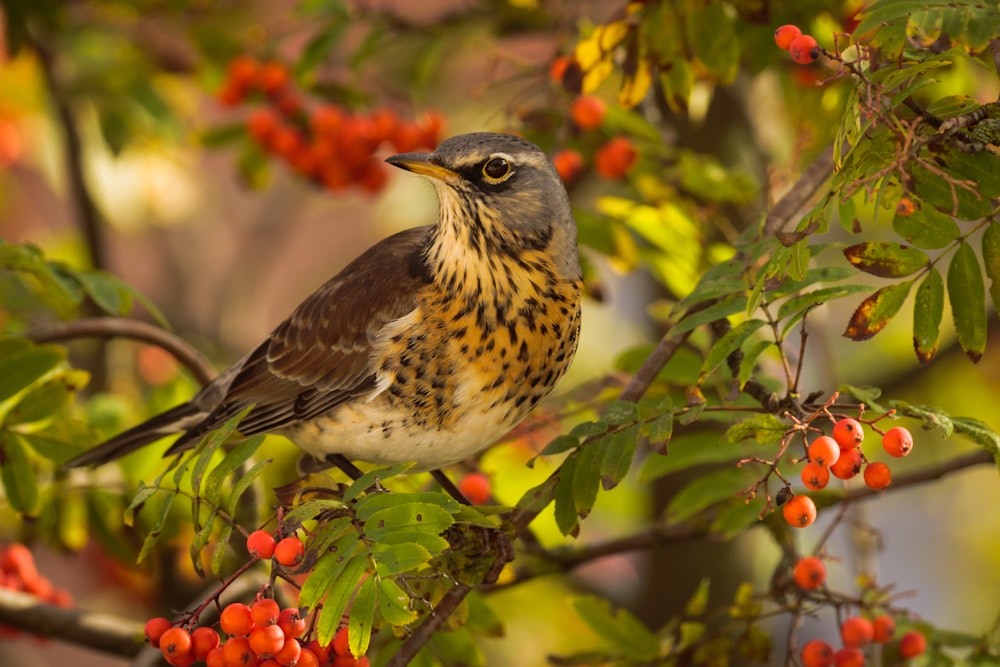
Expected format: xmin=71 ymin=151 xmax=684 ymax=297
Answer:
xmin=64 ymin=132 xmax=583 ymax=490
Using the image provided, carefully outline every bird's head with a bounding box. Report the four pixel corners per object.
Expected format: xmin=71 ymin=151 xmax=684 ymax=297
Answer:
xmin=386 ymin=132 xmax=580 ymax=278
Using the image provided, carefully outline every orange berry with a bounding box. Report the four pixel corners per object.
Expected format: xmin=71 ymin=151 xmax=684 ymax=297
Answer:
xmin=145 ymin=617 xmax=174 ymax=647
xmin=270 ymin=126 xmax=305 ymax=159
xmin=801 ymin=461 xmax=830 ymax=491
xmin=371 ymin=108 xmax=400 ymax=143
xmin=160 ymin=626 xmax=193 ymax=658
xmin=223 ymin=636 xmax=256 ymax=666
xmin=793 ymin=556 xmax=826 ymax=590
xmin=570 ymin=95 xmax=606 ymax=130
xmin=278 ymin=608 xmax=306 ymax=639
xmin=789 ymin=34 xmax=820 ymax=64
xmin=275 ymin=536 xmax=305 ymax=567
xmin=310 ymin=105 xmax=344 ymax=137
xmin=0 ymin=543 xmax=37 ymax=578
xmin=307 ymin=639 xmax=333 ymax=664
xmin=205 ymin=645 xmax=226 ymax=667
xmin=356 ymin=657 xmax=370 ymax=667
xmin=257 ymin=61 xmax=291 ymax=96
xmin=192 ymin=626 xmax=221 ymax=659
xmin=217 ymin=81 xmax=246 ymax=108
xmin=357 ymin=158 xmax=389 ymax=193
xmin=882 ymin=427 xmax=913 ymax=457
xmin=458 ymin=472 xmax=492 ymax=505
xmin=774 ymin=24 xmax=803 ymax=50
xmin=251 ymin=598 xmax=281 ymax=627
xmin=552 ymin=149 xmax=586 ymax=184
xmin=417 ymin=111 xmax=445 ymax=148
xmin=247 ymin=109 xmax=280 ymax=145
xmin=249 ymin=624 xmax=285 ymax=658
xmin=247 ymin=530 xmax=276 ymax=560
xmin=830 ymin=448 xmax=863 ymax=480
xmin=899 ymin=630 xmax=927 ymax=658
xmin=166 ymin=652 xmax=197 ymax=667
xmin=274 ymin=636 xmax=302 ymax=666
xmin=808 ymin=436 xmax=841 ymax=468
xmin=783 ymin=494 xmax=817 ymax=528
xmin=549 ymin=55 xmax=572 ymax=84
xmin=220 ymin=602 xmax=255 ymax=637
xmin=801 ymin=639 xmax=834 ymax=667
xmin=594 ymin=136 xmax=637 ymax=180
xmin=832 ymin=418 xmax=864 ymax=450
xmin=332 ymin=626 xmax=351 ymax=657
xmin=227 ymin=56 xmax=259 ymax=89
xmin=841 ymin=616 xmax=874 ymax=648
xmin=872 ymin=615 xmax=896 ymax=643
xmin=863 ymin=461 xmax=891 ymax=490
xmin=297 ymin=648 xmax=320 ymax=667
xmin=391 ymin=122 xmax=425 ymax=154
xmin=833 ymin=646 xmax=865 ymax=667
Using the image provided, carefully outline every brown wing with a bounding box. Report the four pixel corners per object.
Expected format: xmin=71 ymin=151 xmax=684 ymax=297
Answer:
xmin=164 ymin=225 xmax=433 ymax=453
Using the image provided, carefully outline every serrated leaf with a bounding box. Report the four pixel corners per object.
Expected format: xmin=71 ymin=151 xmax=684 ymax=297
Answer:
xmin=299 ymin=533 xmax=362 ymax=612
xmin=573 ymin=435 xmax=609 ymax=518
xmin=951 ymin=417 xmax=1000 ymax=462
xmin=569 ymin=421 xmax=607 ymax=439
xmin=844 ymin=280 xmax=914 ymax=341
xmin=539 ymin=434 xmax=580 ymax=457
xmin=600 ymin=424 xmax=640 ymax=490
xmin=645 ymin=412 xmax=674 ymax=455
xmin=838 ymin=384 xmax=887 ymax=413
xmin=138 ymin=492 xmax=176 ymax=565
xmin=553 ymin=454 xmax=580 ymax=536
xmin=673 ymin=294 xmax=747 ymax=335
xmin=888 ymin=400 xmax=954 ymax=437
xmin=364 ymin=502 xmax=455 ymax=540
xmin=602 ymin=400 xmax=638 ymax=425
xmin=893 ymin=201 xmax=960 ymax=249
xmin=981 ymin=221 xmax=1000 ymax=314
xmin=724 ymin=413 xmax=788 ymax=445
xmin=571 ymin=595 xmax=659 ymax=661
xmin=189 ymin=507 xmax=217 ymax=578
xmin=210 ymin=521 xmax=233 ymax=577
xmin=0 ymin=344 xmax=64 ymax=407
xmin=913 ymin=268 xmax=944 ymax=364
xmin=843 ymin=242 xmax=928 ymax=278
xmin=354 ymin=492 xmax=459 ymax=523
xmin=739 ymin=340 xmax=774 ymax=389
xmin=124 ymin=481 xmax=157 ymax=526
xmin=348 ymin=574 xmax=377 ymax=658
xmin=203 ymin=435 xmax=265 ymax=506
xmin=315 ymin=555 xmax=366 ymax=646
xmin=373 ymin=541 xmax=433 ymax=577
xmin=378 ymin=577 xmax=418 ymax=626
xmin=701 ymin=319 xmax=767 ymax=379
xmin=224 ymin=459 xmax=270 ymax=516
xmin=0 ymin=432 xmax=40 ymax=516
xmin=342 ymin=462 xmax=413 ymax=503
xmin=777 ymin=285 xmax=872 ymax=334
xmin=948 ymin=242 xmax=987 ymax=362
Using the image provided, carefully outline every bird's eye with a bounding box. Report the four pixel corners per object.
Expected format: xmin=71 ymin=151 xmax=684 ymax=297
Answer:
xmin=482 ymin=156 xmax=512 ymax=182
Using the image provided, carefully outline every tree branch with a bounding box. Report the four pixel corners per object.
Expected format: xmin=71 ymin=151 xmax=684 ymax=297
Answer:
xmin=762 ymin=144 xmax=835 ymax=238
xmin=28 ymin=317 xmax=217 ymax=387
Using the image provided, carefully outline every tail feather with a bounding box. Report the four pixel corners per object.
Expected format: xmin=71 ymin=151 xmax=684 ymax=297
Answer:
xmin=62 ymin=401 xmax=205 ymax=469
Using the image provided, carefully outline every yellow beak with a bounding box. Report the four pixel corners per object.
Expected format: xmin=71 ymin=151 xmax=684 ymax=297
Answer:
xmin=385 ymin=152 xmax=457 ymax=181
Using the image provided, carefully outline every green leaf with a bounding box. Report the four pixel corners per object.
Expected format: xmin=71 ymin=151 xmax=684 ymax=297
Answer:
xmin=572 ymin=435 xmax=609 ymax=518
xmin=354 ymin=492 xmax=459 ymax=523
xmin=571 ymin=595 xmax=659 ymax=661
xmin=602 ymin=400 xmax=638 ymax=425
xmin=0 ymin=344 xmax=64 ymax=406
xmin=685 ymin=578 xmax=711 ymax=616
xmin=645 ymin=411 xmax=674 ymax=455
xmin=225 ymin=460 xmax=270 ymax=516
xmin=189 ymin=508 xmax=218 ymax=579
xmin=200 ymin=122 xmax=246 ymax=147
xmin=348 ymin=574 xmax=377 ymax=658
xmin=951 ymin=417 xmax=1000 ymax=462
xmin=378 ymin=577 xmax=418 ymax=626
xmin=299 ymin=532 xmax=362 ymax=611
xmin=553 ymin=454 xmax=580 ymax=536
xmin=843 ymin=280 xmax=914 ymax=341
xmin=723 ymin=413 xmax=788 ymax=445
xmin=5 ymin=377 xmax=74 ymax=425
xmin=342 ymin=463 xmax=413 ymax=502
xmin=701 ymin=319 xmax=767 ymax=379
xmin=372 ymin=541 xmax=433 ymax=577
xmin=0 ymin=432 xmax=40 ymax=516
xmin=639 ymin=431 xmax=767 ymax=482
xmin=538 ymin=434 xmax=580 ymax=457
xmin=665 ymin=467 xmax=748 ymax=523
xmin=981 ymin=221 xmax=1000 ymax=314
xmin=210 ymin=521 xmax=234 ymax=577
xmin=913 ymin=268 xmax=944 ymax=364
xmin=124 ymin=481 xmax=158 ymax=526
xmin=74 ymin=270 xmax=133 ymax=315
xmin=776 ymin=285 xmax=871 ymax=335
xmin=673 ymin=294 xmax=747 ymax=335
xmin=888 ymin=400 xmax=954 ymax=437
xmin=893 ymin=201 xmax=960 ymax=249
xmin=738 ymin=340 xmax=774 ymax=389
xmin=363 ymin=503 xmax=455 ymax=540
xmin=711 ymin=499 xmax=764 ymax=539
xmin=838 ymin=384 xmax=888 ymax=414
xmin=948 ymin=242 xmax=987 ymax=362
xmin=203 ymin=435 xmax=265 ymax=506
xmin=600 ymin=424 xmax=640 ymax=490
xmin=138 ymin=492 xmax=176 ymax=565
xmin=315 ymin=555 xmax=366 ymax=646
xmin=843 ymin=242 xmax=928 ymax=278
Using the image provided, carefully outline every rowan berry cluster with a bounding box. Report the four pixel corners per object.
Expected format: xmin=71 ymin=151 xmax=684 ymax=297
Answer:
xmin=774 ymin=24 xmax=821 ymax=65
xmin=217 ymin=55 xmax=444 ymax=194
xmin=0 ymin=543 xmax=73 ymax=637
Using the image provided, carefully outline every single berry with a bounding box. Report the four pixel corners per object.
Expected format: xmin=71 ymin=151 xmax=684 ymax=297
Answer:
xmin=144 ymin=616 xmax=174 ymax=647
xmin=205 ymin=645 xmax=226 ymax=667
xmin=774 ymin=24 xmax=803 ymax=50
xmin=227 ymin=56 xmax=259 ymax=89
xmin=278 ymin=608 xmax=307 ymax=639
xmin=160 ymin=626 xmax=193 ymax=658
xmin=251 ymin=597 xmax=281 ymax=627
xmin=793 ymin=556 xmax=826 ymax=590
xmin=332 ymin=626 xmax=351 ymax=657
xmin=899 ymin=630 xmax=927 ymax=658
xmin=789 ymin=34 xmax=820 ymax=64
xmin=801 ymin=639 xmax=834 ymax=667
xmin=808 ymin=436 xmax=841 ymax=468
xmin=801 ymin=461 xmax=830 ymax=491
xmin=458 ymin=472 xmax=492 ymax=505
xmin=552 ymin=149 xmax=586 ymax=184
xmin=191 ymin=626 xmax=221 ymax=659
xmin=872 ymin=615 xmax=896 ymax=643
xmin=296 ymin=648 xmax=320 ymax=667
xmin=307 ymin=639 xmax=334 ymax=664
xmin=220 ymin=602 xmax=255 ymax=637
xmin=223 ymin=636 xmax=256 ymax=666
xmin=594 ymin=136 xmax=637 ymax=180
xmin=249 ymin=624 xmax=286 ymax=658
xmin=257 ymin=61 xmax=290 ymax=96
xmin=882 ymin=427 xmax=913 ymax=457
xmin=247 ymin=530 xmax=277 ymax=560
xmin=841 ymin=616 xmax=874 ymax=648
xmin=833 ymin=646 xmax=865 ymax=667
xmin=165 ymin=653 xmax=196 ymax=667
xmin=832 ymin=418 xmax=864 ymax=450
xmin=274 ymin=636 xmax=302 ymax=666
xmin=274 ymin=536 xmax=306 ymax=567
xmin=830 ymin=448 xmax=863 ymax=480
xmin=0 ymin=543 xmax=37 ymax=579
xmin=863 ymin=461 xmax=891 ymax=490
xmin=549 ymin=55 xmax=572 ymax=84
xmin=570 ymin=95 xmax=606 ymax=130
xmin=783 ymin=494 xmax=817 ymax=528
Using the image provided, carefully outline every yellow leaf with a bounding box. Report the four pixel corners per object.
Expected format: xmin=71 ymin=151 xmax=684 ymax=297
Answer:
xmin=582 ymin=60 xmax=614 ymax=94
xmin=596 ymin=21 xmax=630 ymax=52
xmin=574 ymin=34 xmax=604 ymax=70
xmin=619 ymin=59 xmax=653 ymax=108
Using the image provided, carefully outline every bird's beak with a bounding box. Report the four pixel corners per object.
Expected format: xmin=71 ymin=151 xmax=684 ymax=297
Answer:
xmin=385 ymin=152 xmax=458 ymax=182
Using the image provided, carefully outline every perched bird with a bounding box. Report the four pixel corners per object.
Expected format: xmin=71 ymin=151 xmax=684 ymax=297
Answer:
xmin=65 ymin=132 xmax=582 ymax=484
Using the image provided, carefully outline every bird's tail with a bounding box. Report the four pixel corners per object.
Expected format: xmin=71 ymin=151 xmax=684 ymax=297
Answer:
xmin=62 ymin=401 xmax=205 ymax=469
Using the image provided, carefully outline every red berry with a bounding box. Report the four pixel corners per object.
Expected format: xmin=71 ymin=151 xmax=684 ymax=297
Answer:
xmin=872 ymin=615 xmax=896 ymax=643
xmin=570 ymin=95 xmax=606 ymax=130
xmin=249 ymin=624 xmax=286 ymax=658
xmin=247 ymin=109 xmax=280 ymax=145
xmin=863 ymin=461 xmax=891 ymax=490
xmin=774 ymin=24 xmax=803 ymax=50
xmin=808 ymin=436 xmax=841 ymax=468
xmin=247 ymin=530 xmax=277 ymax=560
xmin=549 ymin=55 xmax=572 ymax=84
xmin=278 ymin=608 xmax=307 ymax=639
xmin=257 ymin=61 xmax=290 ymax=96
xmin=0 ymin=543 xmax=37 ymax=578
xmin=165 ymin=652 xmax=197 ymax=667
xmin=274 ymin=536 xmax=305 ymax=567
xmin=833 ymin=646 xmax=865 ymax=667
xmin=594 ymin=136 xmax=637 ymax=180
xmin=841 ymin=616 xmax=874 ymax=648
xmin=332 ymin=626 xmax=351 ymax=657
xmin=830 ymin=448 xmax=863 ymax=480
xmin=192 ymin=626 xmax=221 ymax=659
xmin=899 ymin=630 xmax=927 ymax=658
xmin=223 ymin=636 xmax=256 ymax=666
xmin=458 ymin=472 xmax=492 ymax=505
xmin=882 ymin=427 xmax=913 ymax=457
xmin=783 ymin=494 xmax=817 ymax=528
xmin=220 ymin=602 xmax=255 ymax=637
xmin=789 ymin=34 xmax=820 ymax=64
xmin=297 ymin=648 xmax=320 ymax=667
xmin=801 ymin=639 xmax=834 ymax=667
xmin=160 ymin=626 xmax=193 ymax=658
xmin=552 ymin=149 xmax=586 ymax=184
xmin=801 ymin=461 xmax=830 ymax=491
xmin=793 ymin=556 xmax=826 ymax=590
xmin=205 ymin=645 xmax=226 ymax=667
xmin=251 ymin=598 xmax=281 ymax=627
xmin=307 ymin=639 xmax=334 ymax=664
xmin=145 ymin=617 xmax=174 ymax=647
xmin=227 ymin=56 xmax=259 ymax=89
xmin=274 ymin=636 xmax=302 ymax=666
xmin=832 ymin=418 xmax=864 ymax=450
